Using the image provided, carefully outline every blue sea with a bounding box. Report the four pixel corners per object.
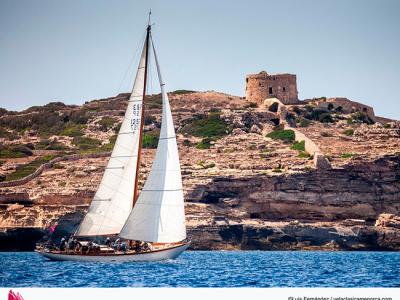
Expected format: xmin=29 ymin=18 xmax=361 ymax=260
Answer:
xmin=0 ymin=251 xmax=399 ymax=287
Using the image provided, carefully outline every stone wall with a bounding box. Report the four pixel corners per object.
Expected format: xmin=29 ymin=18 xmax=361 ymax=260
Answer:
xmin=288 ymin=126 xmax=332 ymax=170
xmin=246 ymin=71 xmax=298 ymax=104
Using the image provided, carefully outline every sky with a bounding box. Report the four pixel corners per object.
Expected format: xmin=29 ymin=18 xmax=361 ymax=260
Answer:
xmin=0 ymin=0 xmax=399 ymax=119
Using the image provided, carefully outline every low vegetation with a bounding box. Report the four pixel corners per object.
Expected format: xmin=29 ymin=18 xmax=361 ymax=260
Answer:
xmin=266 ymin=129 xmax=295 ymax=143
xmin=0 ymin=144 xmax=33 ymax=158
xmin=0 ymin=128 xmax=18 ymax=140
xmin=181 ymin=112 xmax=231 ymax=138
xmin=291 ymin=140 xmax=305 ymax=151
xmin=196 ymin=138 xmax=214 ymax=149
xmin=341 ymin=153 xmax=355 ymax=158
xmin=298 ymin=118 xmax=311 ymax=127
xmin=60 ymin=123 xmax=85 ymax=137
xmin=298 ymin=151 xmax=311 ymax=159
xmin=145 ymin=94 xmax=162 ymax=109
xmin=182 ymin=139 xmax=194 ymax=147
xmin=142 ymin=130 xmax=159 ymax=149
xmin=342 ymin=129 xmax=354 ymax=136
xmin=171 ymin=90 xmax=196 ymax=95
xmin=351 ymin=112 xmax=374 ymax=124
xmin=0 ymin=104 xmax=92 ymax=138
xmin=72 ymin=136 xmax=102 ymax=152
xmin=144 ymin=115 xmax=156 ymax=125
xmin=244 ymin=102 xmax=258 ymax=109
xmin=321 ymin=131 xmax=332 ymax=137
xmin=197 ymin=161 xmax=216 ymax=169
xmin=99 ymin=135 xmax=117 ymax=152
xmin=36 ymin=139 xmax=69 ymax=151
xmin=97 ymin=117 xmax=118 ymax=131
xmin=5 ymin=154 xmax=56 ymax=181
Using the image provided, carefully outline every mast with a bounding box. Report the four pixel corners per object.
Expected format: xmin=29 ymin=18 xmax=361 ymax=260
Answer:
xmin=132 ymin=23 xmax=151 ymax=208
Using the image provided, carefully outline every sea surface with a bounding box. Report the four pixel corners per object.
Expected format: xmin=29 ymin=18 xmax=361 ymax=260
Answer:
xmin=0 ymin=251 xmax=399 ymax=287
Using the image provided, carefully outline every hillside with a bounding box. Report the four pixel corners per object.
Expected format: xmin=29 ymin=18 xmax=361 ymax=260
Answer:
xmin=1 ymin=90 xmax=400 ymax=251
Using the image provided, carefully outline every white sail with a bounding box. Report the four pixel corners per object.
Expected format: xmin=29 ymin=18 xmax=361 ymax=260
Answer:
xmin=76 ymin=41 xmax=147 ymax=236
xmin=119 ymin=37 xmax=186 ymax=243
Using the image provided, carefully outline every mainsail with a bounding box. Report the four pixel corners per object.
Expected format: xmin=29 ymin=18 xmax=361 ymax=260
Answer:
xmin=119 ymin=36 xmax=186 ymax=243
xmin=76 ymin=41 xmax=148 ymax=236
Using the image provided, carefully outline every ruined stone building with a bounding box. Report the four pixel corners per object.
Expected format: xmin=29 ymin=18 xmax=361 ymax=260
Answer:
xmin=245 ymin=71 xmax=299 ymax=104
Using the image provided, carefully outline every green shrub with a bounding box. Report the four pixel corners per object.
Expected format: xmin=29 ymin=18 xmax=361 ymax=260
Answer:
xmin=72 ymin=136 xmax=101 ymax=151
xmin=266 ymin=129 xmax=295 ymax=142
xmin=11 ymin=144 xmax=33 ymax=156
xmin=36 ymin=139 xmax=69 ymax=150
xmin=352 ymin=112 xmax=374 ymax=124
xmin=196 ymin=138 xmax=213 ymax=149
xmin=305 ymin=105 xmax=315 ymax=112
xmin=0 ymin=144 xmax=33 ymax=158
xmin=342 ymin=129 xmax=354 ymax=136
xmin=144 ymin=115 xmax=156 ymax=125
xmin=286 ymin=113 xmax=297 ymax=125
xmin=5 ymin=155 xmax=56 ymax=181
xmin=142 ymin=131 xmax=159 ymax=149
xmin=114 ymin=123 xmax=122 ymax=133
xmin=0 ymin=128 xmax=18 ymax=140
xmin=181 ymin=112 xmax=231 ymax=138
xmin=171 ymin=90 xmax=195 ymax=95
xmin=383 ymin=123 xmax=391 ymax=129
xmin=299 ymin=118 xmax=311 ymax=127
xmin=183 ymin=139 xmax=193 ymax=147
xmin=292 ymin=106 xmax=302 ymax=115
xmin=198 ymin=161 xmax=216 ymax=169
xmin=145 ymin=94 xmax=162 ymax=109
xmin=291 ymin=140 xmax=305 ymax=151
xmin=318 ymin=112 xmax=334 ymax=123
xmin=305 ymin=109 xmax=334 ymax=123
xmin=327 ymin=103 xmax=334 ymax=110
xmin=321 ymin=131 xmax=332 ymax=137
xmin=0 ymin=159 xmax=5 ymax=166
xmin=67 ymin=109 xmax=90 ymax=124
xmin=341 ymin=153 xmax=355 ymax=158
xmin=97 ymin=117 xmax=117 ymax=131
xmin=60 ymin=123 xmax=85 ymax=137
xmin=298 ymin=151 xmax=311 ymax=159
xmin=335 ymin=106 xmax=343 ymax=113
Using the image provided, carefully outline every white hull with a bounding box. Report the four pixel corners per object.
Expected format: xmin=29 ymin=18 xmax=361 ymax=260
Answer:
xmin=37 ymin=243 xmax=189 ymax=262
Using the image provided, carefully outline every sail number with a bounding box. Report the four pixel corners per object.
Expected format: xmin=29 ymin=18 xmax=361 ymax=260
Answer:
xmin=130 ymin=103 xmax=142 ymax=132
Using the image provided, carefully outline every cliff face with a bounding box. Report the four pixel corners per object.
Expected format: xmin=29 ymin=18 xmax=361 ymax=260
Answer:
xmin=0 ymin=91 xmax=399 ymax=250
xmin=196 ymin=155 xmax=400 ymax=221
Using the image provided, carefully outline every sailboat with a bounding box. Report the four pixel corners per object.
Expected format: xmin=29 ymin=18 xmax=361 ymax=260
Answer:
xmin=37 ymin=19 xmax=189 ymax=262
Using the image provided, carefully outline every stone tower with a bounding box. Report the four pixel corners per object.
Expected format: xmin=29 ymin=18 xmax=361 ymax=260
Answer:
xmin=245 ymin=71 xmax=299 ymax=104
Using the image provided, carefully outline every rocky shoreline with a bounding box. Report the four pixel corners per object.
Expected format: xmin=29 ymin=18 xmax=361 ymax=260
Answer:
xmin=2 ymin=218 xmax=400 ymax=251
xmin=1 ymin=91 xmax=399 ymax=251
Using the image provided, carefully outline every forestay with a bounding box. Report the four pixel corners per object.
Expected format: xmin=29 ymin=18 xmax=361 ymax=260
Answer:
xmin=76 ymin=42 xmax=147 ymax=236
xmin=119 ymin=37 xmax=186 ymax=243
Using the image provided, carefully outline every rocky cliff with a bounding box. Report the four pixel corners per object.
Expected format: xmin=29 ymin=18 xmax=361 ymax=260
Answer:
xmin=0 ymin=91 xmax=399 ymax=250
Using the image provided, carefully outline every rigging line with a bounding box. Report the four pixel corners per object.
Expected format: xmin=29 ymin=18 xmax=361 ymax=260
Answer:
xmin=147 ymin=37 xmax=153 ymax=98
xmin=116 ymin=30 xmax=147 ymax=96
